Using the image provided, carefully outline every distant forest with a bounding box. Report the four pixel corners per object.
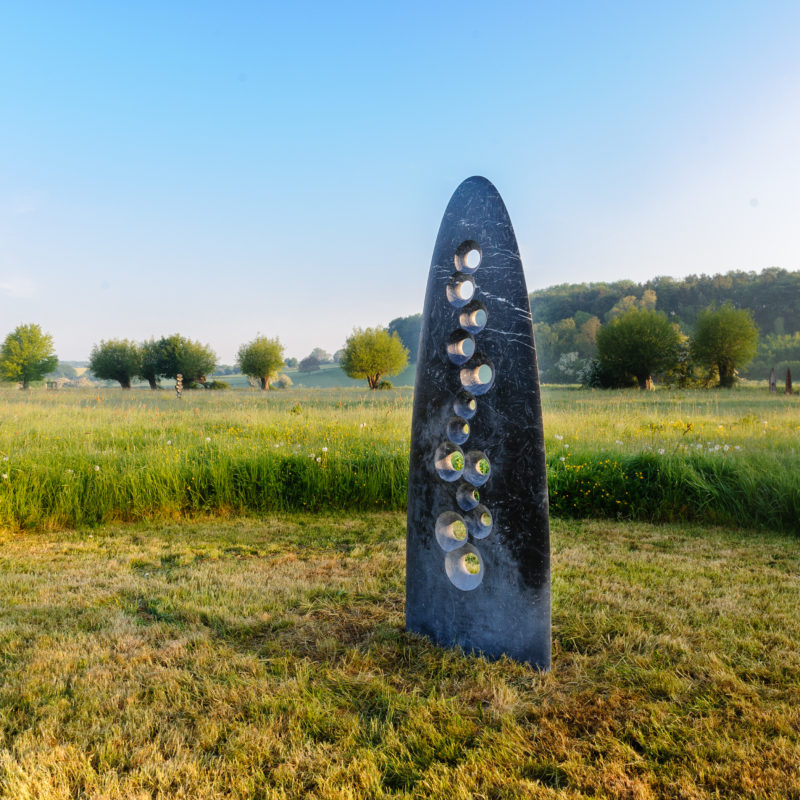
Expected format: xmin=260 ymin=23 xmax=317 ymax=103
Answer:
xmin=388 ymin=268 xmax=800 ymax=383
xmin=529 ymin=268 xmax=800 ymax=382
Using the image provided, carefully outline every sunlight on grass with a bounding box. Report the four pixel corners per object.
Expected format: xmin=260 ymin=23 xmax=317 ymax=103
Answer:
xmin=0 ymin=513 xmax=798 ymax=798
xmin=1 ymin=385 xmax=799 ymax=531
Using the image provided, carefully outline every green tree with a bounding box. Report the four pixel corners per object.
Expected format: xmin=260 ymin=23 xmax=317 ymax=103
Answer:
xmin=341 ymin=327 xmax=408 ymax=389
xmin=691 ymin=304 xmax=759 ymax=388
xmin=0 ymin=323 xmax=58 ymax=389
xmin=139 ymin=339 xmax=162 ymax=389
xmin=236 ymin=336 xmax=285 ymax=390
xmin=88 ymin=339 xmax=141 ymax=389
xmin=596 ymin=309 xmax=681 ymax=390
xmin=157 ymin=334 xmax=216 ymax=386
xmin=297 ymin=355 xmax=321 ymax=373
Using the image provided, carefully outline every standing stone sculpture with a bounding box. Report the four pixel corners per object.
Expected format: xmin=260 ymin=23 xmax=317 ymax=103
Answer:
xmin=770 ymin=367 xmax=777 ymax=394
xmin=786 ymin=368 xmax=793 ymax=396
xmin=406 ymin=176 xmax=550 ymax=669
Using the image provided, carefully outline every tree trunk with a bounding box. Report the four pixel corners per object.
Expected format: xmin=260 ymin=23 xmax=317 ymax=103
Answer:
xmin=636 ymin=374 xmax=650 ymax=391
xmin=148 ymin=377 xmax=158 ymax=390
xmin=21 ymin=380 xmax=29 ymax=390
xmin=786 ymin=368 xmax=793 ymax=395
xmin=120 ymin=379 xmax=131 ymax=389
xmin=260 ymin=376 xmax=268 ymax=391
xmin=718 ymin=363 xmax=734 ymax=388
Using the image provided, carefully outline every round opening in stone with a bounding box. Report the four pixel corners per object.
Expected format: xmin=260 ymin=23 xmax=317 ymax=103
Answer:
xmin=444 ymin=544 xmax=484 ymax=591
xmin=460 ymin=358 xmax=495 ymax=395
xmin=435 ymin=511 xmax=469 ymax=552
xmin=445 ymin=275 xmax=476 ymax=308
xmin=464 ymin=450 xmax=491 ymax=487
xmin=454 ymin=240 xmax=482 ymax=274
xmin=467 ymin=504 xmax=493 ymax=540
xmin=457 ymin=483 xmax=480 ymax=511
xmin=446 ymin=330 xmax=477 ymax=365
xmin=453 ymin=390 xmax=478 ymax=419
xmin=434 ymin=442 xmax=464 ymax=482
xmin=446 ymin=416 xmax=470 ymax=445
xmin=463 ymin=553 xmax=480 ymax=574
xmin=459 ymin=305 xmax=488 ymax=334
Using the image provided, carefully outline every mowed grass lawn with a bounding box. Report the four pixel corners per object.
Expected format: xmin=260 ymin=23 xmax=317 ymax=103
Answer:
xmin=1 ymin=514 xmax=798 ymax=799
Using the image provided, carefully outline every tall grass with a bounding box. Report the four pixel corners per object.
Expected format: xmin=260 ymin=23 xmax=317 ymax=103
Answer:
xmin=1 ymin=386 xmax=798 ymax=532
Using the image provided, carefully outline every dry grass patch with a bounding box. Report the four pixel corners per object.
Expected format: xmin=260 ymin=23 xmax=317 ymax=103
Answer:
xmin=1 ymin=514 xmax=799 ymax=799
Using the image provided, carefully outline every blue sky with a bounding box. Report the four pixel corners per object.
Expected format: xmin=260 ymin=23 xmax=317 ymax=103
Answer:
xmin=2 ymin=1 xmax=799 ymax=362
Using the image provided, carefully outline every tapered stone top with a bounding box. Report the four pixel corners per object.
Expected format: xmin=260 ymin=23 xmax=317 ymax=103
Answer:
xmin=406 ymin=176 xmax=550 ymax=668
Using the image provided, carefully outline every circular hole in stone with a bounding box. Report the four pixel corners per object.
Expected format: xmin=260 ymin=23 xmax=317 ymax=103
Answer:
xmin=460 ymin=357 xmax=495 ymax=395
xmin=453 ymin=390 xmax=477 ymax=419
xmin=457 ymin=483 xmax=480 ymax=511
xmin=467 ymin=504 xmax=493 ymax=539
xmin=463 ymin=450 xmax=491 ymax=487
xmin=445 ymin=544 xmax=484 ymax=591
xmin=459 ymin=303 xmax=488 ymax=334
xmin=435 ymin=511 xmax=468 ymax=552
xmin=446 ymin=416 xmax=470 ymax=445
xmin=446 ymin=330 xmax=476 ymax=366
xmin=463 ymin=553 xmax=481 ymax=573
xmin=445 ymin=275 xmax=476 ymax=308
xmin=434 ymin=442 xmax=464 ymax=482
xmin=454 ymin=240 xmax=482 ymax=274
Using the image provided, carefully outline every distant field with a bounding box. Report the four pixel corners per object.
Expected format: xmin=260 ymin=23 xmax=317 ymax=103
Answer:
xmin=1 ymin=385 xmax=799 ymax=532
xmin=1 ymin=514 xmax=798 ymax=798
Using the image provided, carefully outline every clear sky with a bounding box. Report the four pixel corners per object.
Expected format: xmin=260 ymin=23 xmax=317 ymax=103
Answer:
xmin=2 ymin=1 xmax=799 ymax=363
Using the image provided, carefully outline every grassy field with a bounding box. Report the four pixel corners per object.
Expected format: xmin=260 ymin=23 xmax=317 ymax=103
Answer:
xmin=0 ymin=387 xmax=800 ymax=532
xmin=1 ymin=385 xmax=799 ymax=532
xmin=1 ymin=513 xmax=798 ymax=798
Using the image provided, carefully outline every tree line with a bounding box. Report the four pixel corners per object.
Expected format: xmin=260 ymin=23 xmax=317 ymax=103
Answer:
xmin=0 ymin=325 xmax=409 ymax=391
xmin=529 ymin=267 xmax=800 ymax=383
xmin=3 ymin=265 xmax=794 ymax=392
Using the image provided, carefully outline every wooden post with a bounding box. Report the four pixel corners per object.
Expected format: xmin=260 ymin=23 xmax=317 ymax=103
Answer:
xmin=786 ymin=368 xmax=793 ymax=396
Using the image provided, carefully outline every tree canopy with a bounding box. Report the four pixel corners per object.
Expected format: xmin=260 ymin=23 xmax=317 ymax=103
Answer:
xmin=691 ymin=304 xmax=759 ymax=387
xmin=340 ymin=327 xmax=408 ymax=389
xmin=596 ymin=309 xmax=680 ymax=389
xmin=157 ymin=334 xmax=216 ymax=385
xmin=89 ymin=339 xmax=141 ymax=388
xmin=0 ymin=323 xmax=58 ymax=389
xmin=236 ymin=336 xmax=285 ymax=390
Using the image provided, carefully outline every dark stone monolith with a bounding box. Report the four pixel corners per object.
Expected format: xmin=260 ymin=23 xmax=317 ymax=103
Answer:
xmin=405 ymin=176 xmax=550 ymax=669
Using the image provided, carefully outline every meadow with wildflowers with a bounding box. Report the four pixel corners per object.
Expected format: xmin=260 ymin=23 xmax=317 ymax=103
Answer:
xmin=0 ymin=385 xmax=798 ymax=532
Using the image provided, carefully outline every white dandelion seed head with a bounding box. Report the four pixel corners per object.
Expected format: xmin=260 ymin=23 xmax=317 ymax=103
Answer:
xmin=94 ymin=465 xmax=100 ymax=471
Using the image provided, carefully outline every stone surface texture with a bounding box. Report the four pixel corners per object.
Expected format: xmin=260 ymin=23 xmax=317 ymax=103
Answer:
xmin=406 ymin=176 xmax=551 ymax=668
